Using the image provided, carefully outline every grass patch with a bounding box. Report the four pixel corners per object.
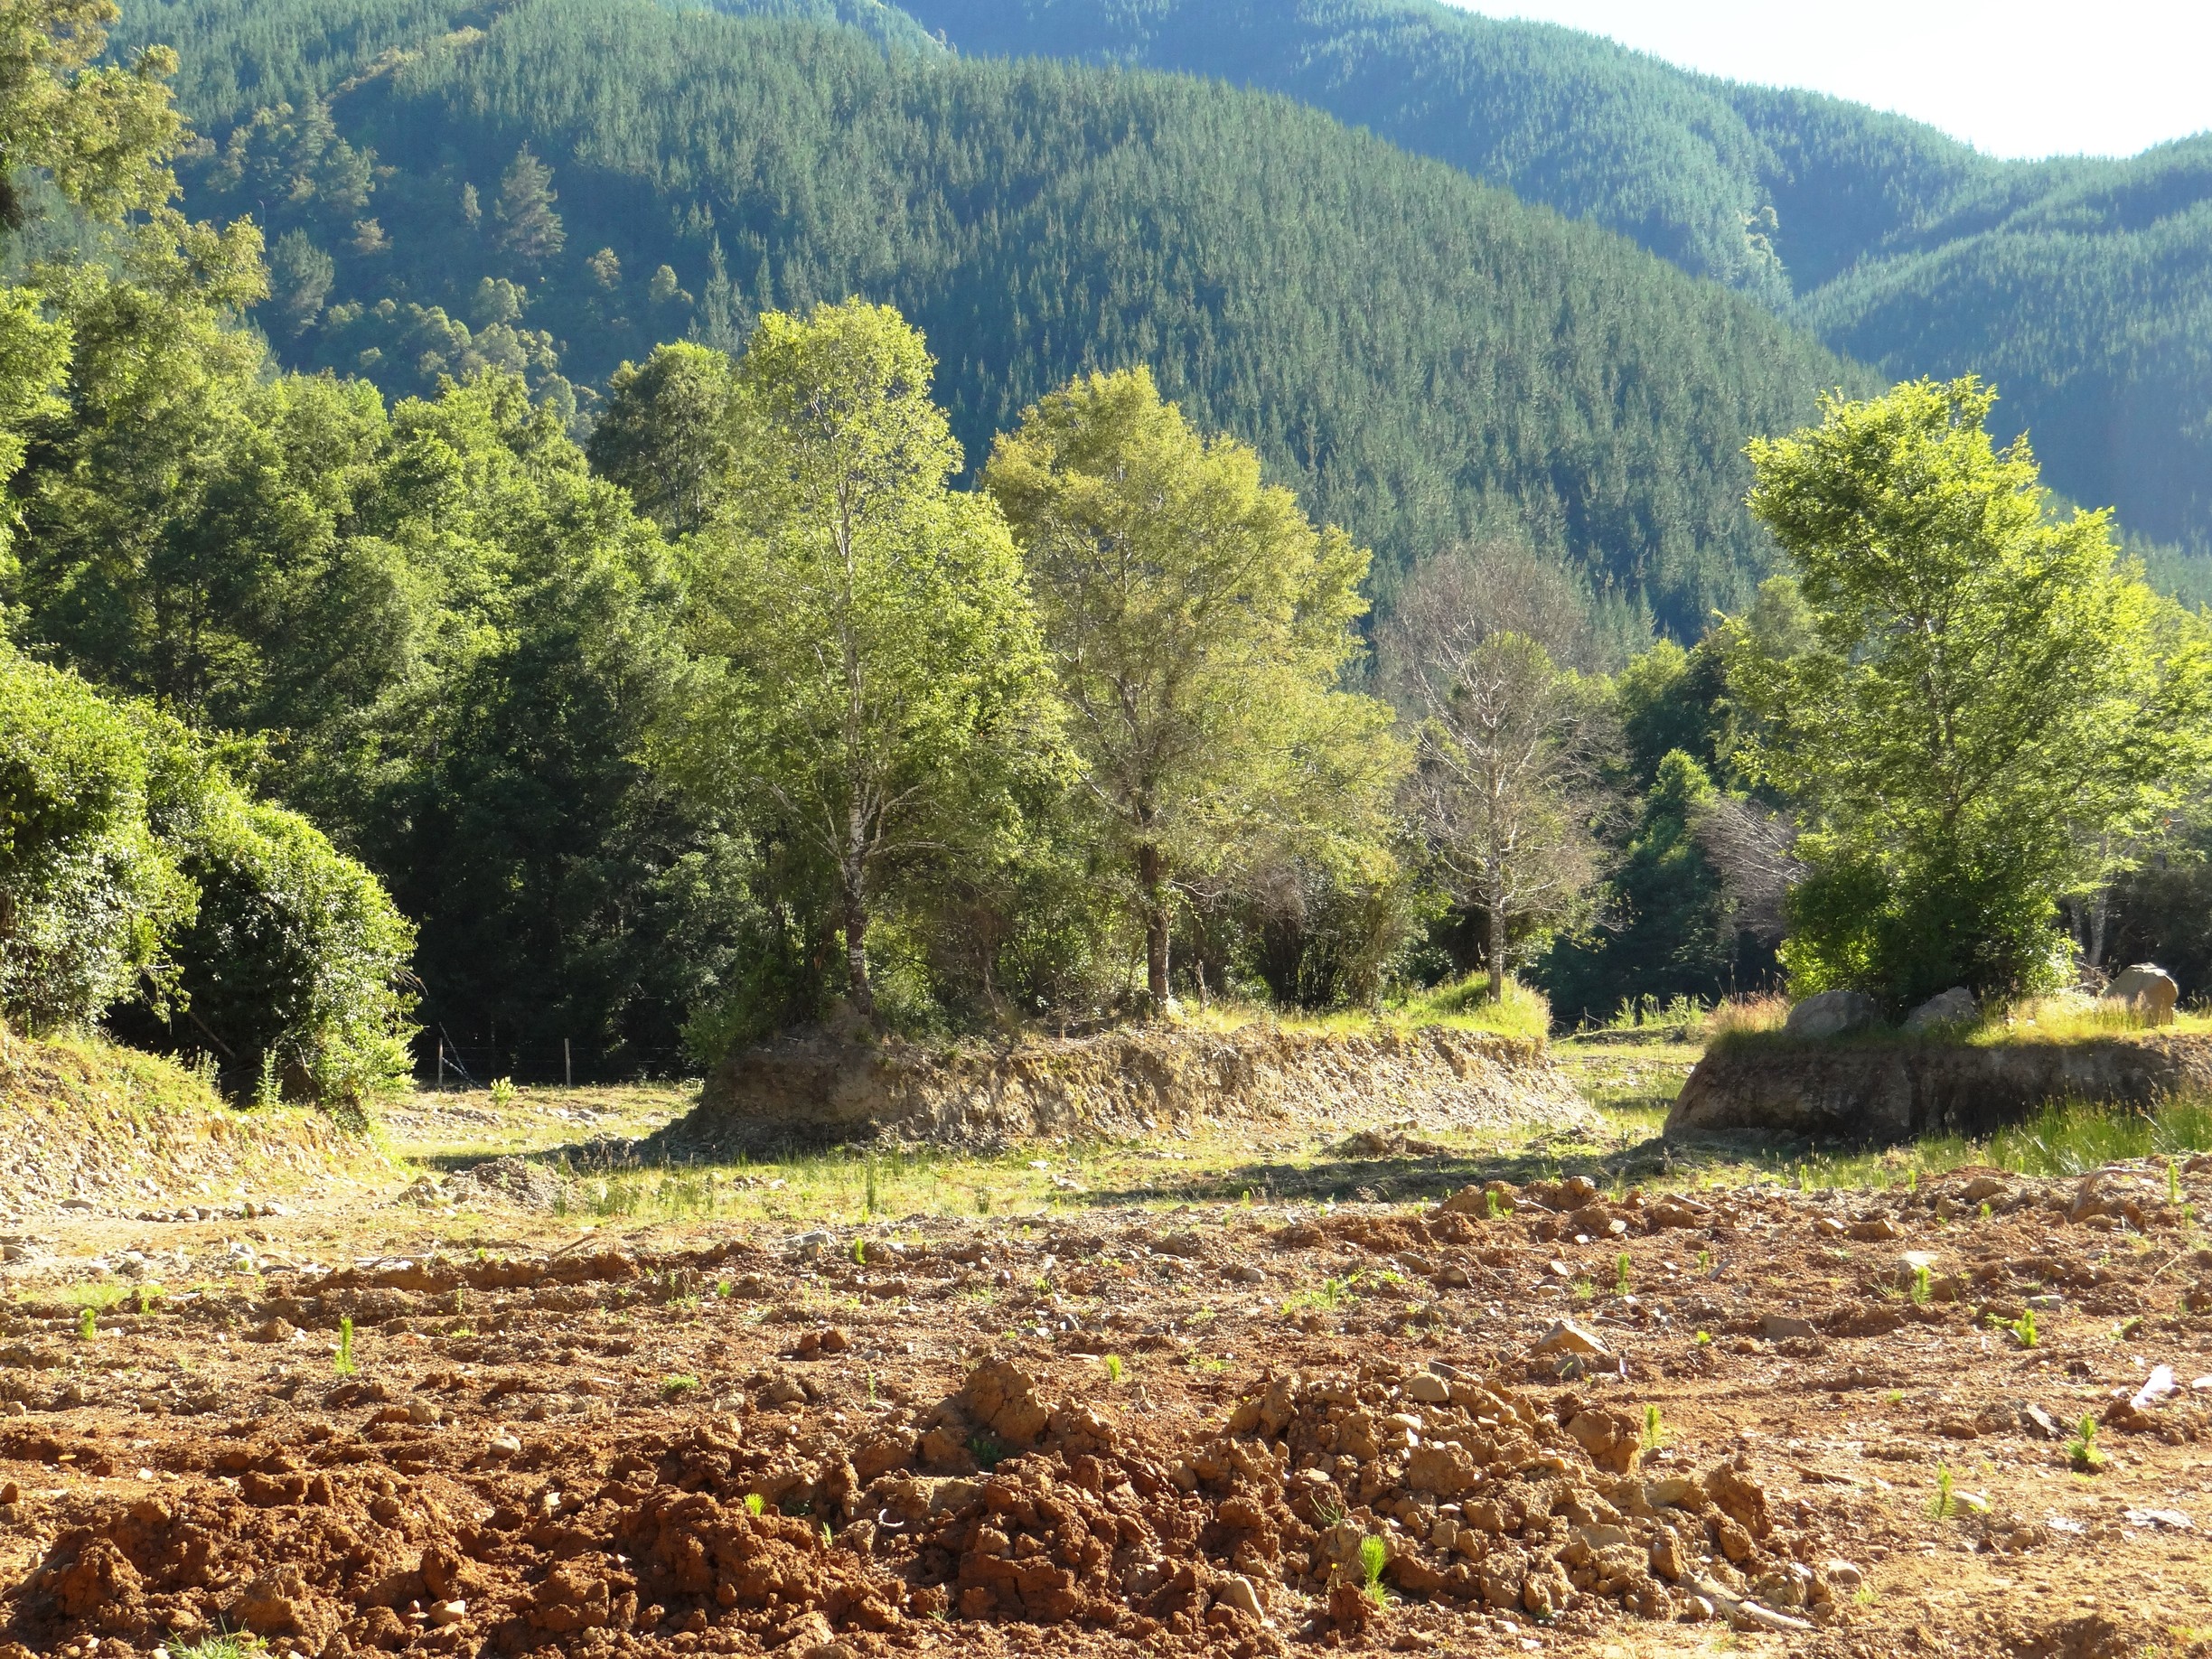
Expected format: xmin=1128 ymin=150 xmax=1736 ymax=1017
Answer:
xmin=1178 ymin=974 xmax=1551 ymax=1043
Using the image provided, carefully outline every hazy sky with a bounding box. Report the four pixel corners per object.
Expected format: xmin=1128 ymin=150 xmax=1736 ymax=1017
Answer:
xmin=1449 ymin=2 xmax=2212 ymax=160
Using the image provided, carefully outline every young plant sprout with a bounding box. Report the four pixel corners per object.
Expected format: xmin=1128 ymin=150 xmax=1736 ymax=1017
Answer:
xmin=2069 ymin=1414 xmax=2102 ymax=1473
xmin=1358 ymin=1534 xmax=1390 ymax=1603
xmin=333 ymin=1316 xmax=357 ymax=1377
xmin=1930 ymin=1464 xmax=1956 ymax=1519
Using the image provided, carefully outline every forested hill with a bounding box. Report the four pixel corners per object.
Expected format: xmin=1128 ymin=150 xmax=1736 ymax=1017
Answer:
xmin=114 ymin=0 xmax=945 ymax=125
xmin=894 ymin=0 xmax=2212 ymax=558
xmin=127 ymin=0 xmax=1867 ymax=633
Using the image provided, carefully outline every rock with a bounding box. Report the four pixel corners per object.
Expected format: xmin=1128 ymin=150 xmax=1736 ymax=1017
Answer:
xmin=1823 ymin=1558 xmax=1863 ymax=1589
xmin=2103 ymin=964 xmax=2179 ymax=1026
xmin=1215 ymin=1574 xmax=1264 ymax=1617
xmin=1758 ymin=1314 xmax=1818 ymax=1341
xmin=1405 ymin=1372 xmax=1449 ymax=1403
xmin=1903 ymin=988 xmax=1978 ymax=1033
xmin=1534 ymin=1318 xmax=1610 ymax=1358
xmin=426 ymin=1600 xmax=467 ymax=1627
xmin=1846 ymin=1216 xmax=1901 ymax=1242
xmin=1785 ymin=989 xmax=1880 ymax=1039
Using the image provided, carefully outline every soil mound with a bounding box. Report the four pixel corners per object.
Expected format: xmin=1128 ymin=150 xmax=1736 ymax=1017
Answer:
xmin=0 ymin=1028 xmax=364 ymax=1221
xmin=671 ymin=1023 xmax=1593 ymax=1151
xmin=1666 ymin=1032 xmax=2212 ymax=1142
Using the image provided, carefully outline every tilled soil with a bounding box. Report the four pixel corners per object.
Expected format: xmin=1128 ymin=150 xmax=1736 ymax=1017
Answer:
xmin=4 ymin=1162 xmax=2212 ymax=1658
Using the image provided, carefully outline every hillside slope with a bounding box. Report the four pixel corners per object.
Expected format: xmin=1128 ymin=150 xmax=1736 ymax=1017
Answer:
xmin=896 ymin=0 xmax=2212 ymax=554
xmin=141 ymin=0 xmax=1870 ymax=631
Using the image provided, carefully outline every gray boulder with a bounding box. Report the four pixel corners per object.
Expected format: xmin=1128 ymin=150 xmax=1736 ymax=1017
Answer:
xmin=1903 ymin=987 xmax=1978 ymax=1034
xmin=1785 ymin=989 xmax=1880 ymax=1039
xmin=2102 ymin=964 xmax=2179 ymax=1026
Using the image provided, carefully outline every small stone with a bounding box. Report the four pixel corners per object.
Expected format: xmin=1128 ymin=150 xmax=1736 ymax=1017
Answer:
xmin=1759 ymin=1314 xmax=1818 ymax=1341
xmin=1216 ymin=1574 xmax=1263 ymax=1617
xmin=1823 ymin=1559 xmax=1863 ymax=1589
xmin=426 ymin=1600 xmax=466 ymax=1627
xmin=1405 ymin=1373 xmax=1449 ymax=1403
xmin=487 ymin=1432 xmax=522 ymax=1458
xmin=407 ymin=1399 xmax=443 ymax=1426
xmin=1534 ymin=1318 xmax=1609 ymax=1358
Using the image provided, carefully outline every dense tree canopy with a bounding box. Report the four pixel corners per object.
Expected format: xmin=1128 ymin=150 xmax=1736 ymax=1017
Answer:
xmin=1732 ymin=378 xmax=2212 ymax=1005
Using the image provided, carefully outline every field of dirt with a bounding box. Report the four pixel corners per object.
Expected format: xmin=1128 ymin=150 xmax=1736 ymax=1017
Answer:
xmin=3 ymin=1112 xmax=2210 ymax=1659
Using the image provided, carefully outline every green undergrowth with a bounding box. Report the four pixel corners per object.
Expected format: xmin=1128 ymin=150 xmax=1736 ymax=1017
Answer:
xmin=1707 ymin=999 xmax=2210 ymax=1054
xmin=1184 ymin=974 xmax=1551 ymax=1044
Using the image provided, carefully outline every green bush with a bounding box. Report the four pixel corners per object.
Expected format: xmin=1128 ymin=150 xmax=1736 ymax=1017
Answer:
xmin=139 ymin=723 xmax=417 ymax=1110
xmin=0 ymin=655 xmax=416 ymax=1109
xmin=0 ymin=648 xmax=192 ymax=1033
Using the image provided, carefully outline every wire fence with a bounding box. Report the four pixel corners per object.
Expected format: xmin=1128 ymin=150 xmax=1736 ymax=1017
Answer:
xmin=416 ymin=1033 xmax=586 ymax=1090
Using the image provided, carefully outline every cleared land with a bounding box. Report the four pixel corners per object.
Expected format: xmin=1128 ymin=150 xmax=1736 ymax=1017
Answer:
xmin=2 ymin=1057 xmax=2210 ymax=1659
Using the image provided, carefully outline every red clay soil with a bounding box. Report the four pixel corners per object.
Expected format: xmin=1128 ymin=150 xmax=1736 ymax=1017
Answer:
xmin=4 ymin=1162 xmax=2212 ymax=1657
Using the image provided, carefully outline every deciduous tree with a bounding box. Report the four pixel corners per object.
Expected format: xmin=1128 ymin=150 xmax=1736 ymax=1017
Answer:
xmin=1379 ymin=542 xmax=1611 ymax=1000
xmin=1733 ymin=377 xmax=2212 ymax=1004
xmin=663 ymin=300 xmax=1062 ymax=1021
xmin=985 ymin=366 xmax=1401 ymax=1008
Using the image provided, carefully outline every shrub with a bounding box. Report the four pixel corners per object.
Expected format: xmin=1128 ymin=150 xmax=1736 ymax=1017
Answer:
xmin=145 ymin=731 xmax=416 ymax=1111
xmin=0 ymin=648 xmax=192 ymax=1032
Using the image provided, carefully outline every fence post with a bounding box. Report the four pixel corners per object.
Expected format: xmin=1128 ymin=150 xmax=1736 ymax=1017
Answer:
xmin=436 ymin=1039 xmax=445 ymax=1093
xmin=565 ymin=1038 xmax=572 ymax=1090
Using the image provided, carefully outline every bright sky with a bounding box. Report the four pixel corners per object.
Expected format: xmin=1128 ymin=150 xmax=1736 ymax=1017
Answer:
xmin=1448 ymin=1 xmax=2212 ymax=160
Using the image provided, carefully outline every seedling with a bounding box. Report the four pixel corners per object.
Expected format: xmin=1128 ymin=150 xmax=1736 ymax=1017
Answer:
xmin=1485 ymin=1189 xmax=1507 ymax=1221
xmin=2068 ymin=1414 xmax=2102 ymax=1473
xmin=254 ymin=1048 xmax=282 ymax=1111
xmin=716 ymin=1279 xmax=733 ymax=1298
xmin=2115 ymin=1316 xmax=2145 ymax=1340
xmin=1357 ymin=1534 xmax=1390 ymax=1604
xmin=1104 ymin=1354 xmax=1125 ymax=1384
xmin=850 ymin=1236 xmax=867 ymax=1267
xmin=1908 ymin=1168 xmax=1919 ymax=1195
xmin=867 ymin=1371 xmax=877 ymax=1403
xmin=1696 ymin=1249 xmax=1712 ymax=1270
xmin=1929 ymin=1464 xmax=1955 ymax=1519
xmin=1978 ymin=1201 xmax=1992 ymax=1220
xmin=1615 ymin=1252 xmax=1633 ymax=1296
xmin=969 ymin=1431 xmax=1008 ymax=1470
xmin=1693 ymin=1331 xmax=1711 ymax=1345
xmin=1316 ymin=1493 xmax=1348 ymax=1531
xmin=1571 ymin=1278 xmax=1595 ymax=1301
xmin=1640 ymin=1403 xmax=1665 ymax=1453
xmin=78 ymin=1308 xmax=96 ymax=1342
xmin=333 ymin=1317 xmax=358 ymax=1378
xmin=661 ymin=1374 xmax=699 ymax=1400
xmin=1910 ymin=1264 xmax=1932 ymax=1306
xmin=168 ymin=1631 xmax=265 ymax=1659
xmin=490 ymin=1076 xmax=515 ymax=1108
xmin=2007 ymin=1307 xmax=2038 ymax=1349
xmin=744 ymin=1493 xmax=765 ymax=1517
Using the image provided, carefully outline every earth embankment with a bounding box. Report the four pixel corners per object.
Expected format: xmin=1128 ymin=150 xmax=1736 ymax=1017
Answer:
xmin=0 ymin=1028 xmax=366 ymax=1221
xmin=668 ymin=1023 xmax=1595 ymax=1153
xmin=1665 ymin=1032 xmax=2212 ymax=1142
